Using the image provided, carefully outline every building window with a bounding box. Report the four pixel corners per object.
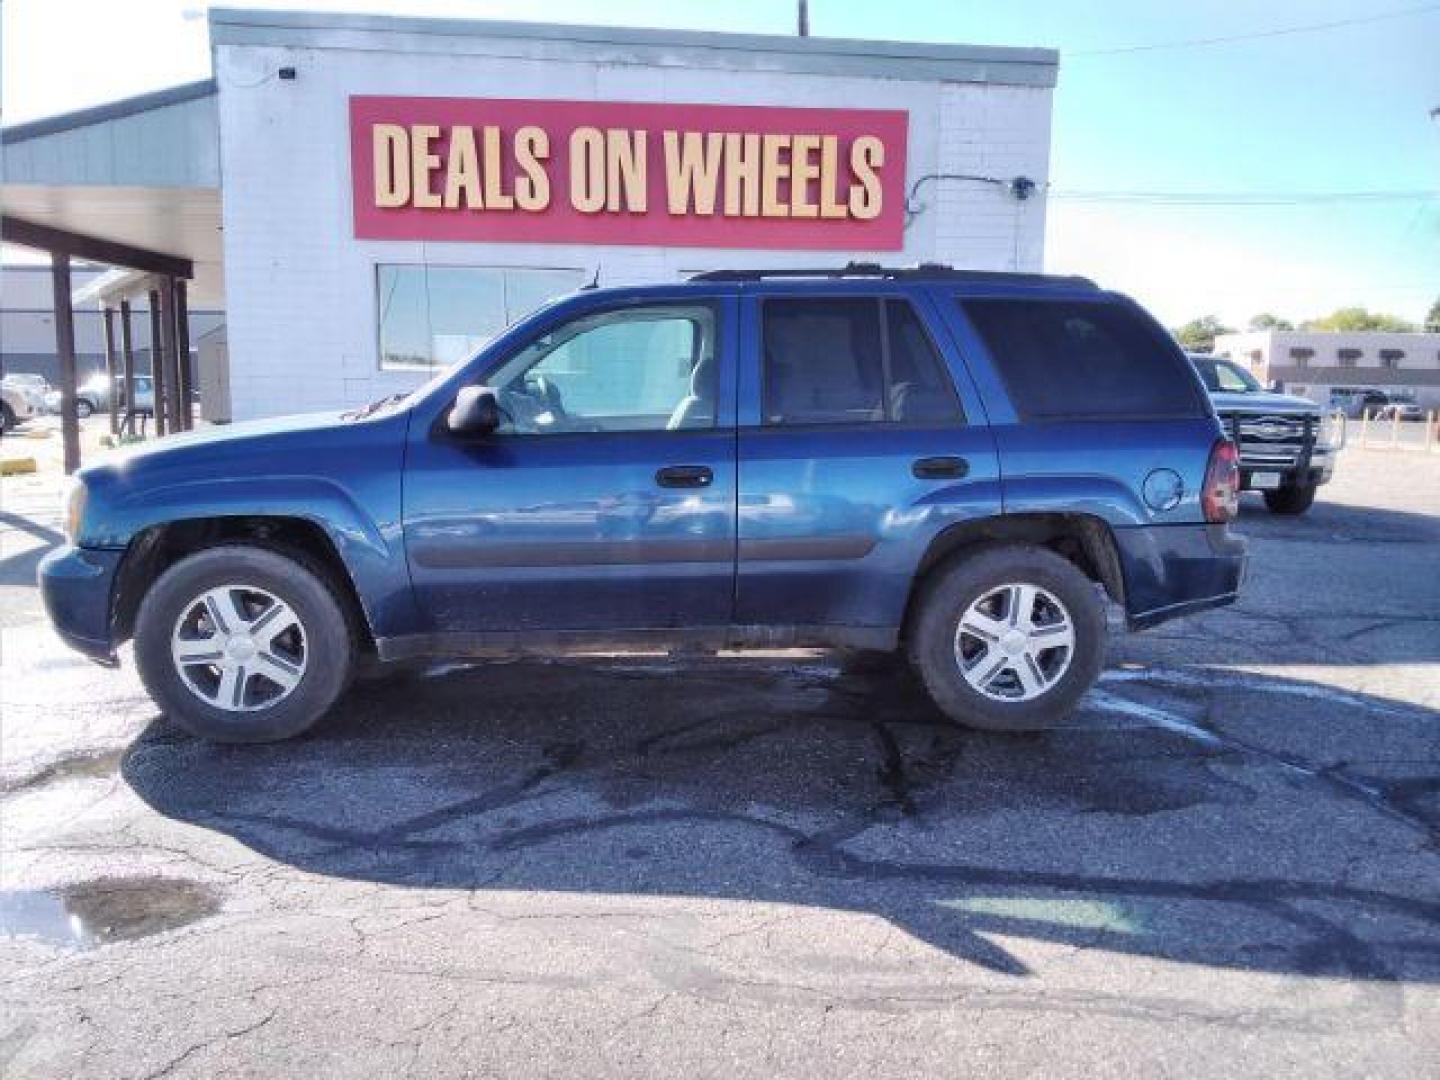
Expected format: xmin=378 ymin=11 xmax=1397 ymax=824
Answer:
xmin=377 ymin=265 xmax=586 ymax=371
xmin=1289 ymin=346 xmax=1314 ymax=369
xmin=1338 ymin=347 xmax=1362 ymax=368
xmin=1379 ymin=348 xmax=1404 ymax=369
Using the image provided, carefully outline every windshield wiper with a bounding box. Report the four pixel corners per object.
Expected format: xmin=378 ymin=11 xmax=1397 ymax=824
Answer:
xmin=344 ymin=392 xmax=408 ymax=420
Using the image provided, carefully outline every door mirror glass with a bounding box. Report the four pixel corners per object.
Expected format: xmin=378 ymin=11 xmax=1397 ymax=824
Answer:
xmin=447 ymin=385 xmax=501 ymax=436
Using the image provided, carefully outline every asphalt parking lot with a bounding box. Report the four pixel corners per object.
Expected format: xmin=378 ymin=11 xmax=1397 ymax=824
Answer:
xmin=1 ymin=442 xmax=1437 ymax=1078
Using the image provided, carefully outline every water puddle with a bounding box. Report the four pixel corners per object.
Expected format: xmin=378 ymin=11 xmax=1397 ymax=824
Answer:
xmin=0 ymin=878 xmax=221 ymax=950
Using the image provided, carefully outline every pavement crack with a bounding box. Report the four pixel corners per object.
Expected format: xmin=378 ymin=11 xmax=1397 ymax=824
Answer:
xmin=139 ymin=1008 xmax=276 ymax=1080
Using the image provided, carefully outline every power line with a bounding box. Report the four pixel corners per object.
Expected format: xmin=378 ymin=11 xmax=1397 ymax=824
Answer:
xmin=1070 ymin=2 xmax=1440 ymax=57
xmin=1050 ymin=189 xmax=1438 ymax=206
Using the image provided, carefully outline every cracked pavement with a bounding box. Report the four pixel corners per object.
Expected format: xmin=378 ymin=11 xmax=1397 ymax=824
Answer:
xmin=1 ymin=446 xmax=1437 ymax=1078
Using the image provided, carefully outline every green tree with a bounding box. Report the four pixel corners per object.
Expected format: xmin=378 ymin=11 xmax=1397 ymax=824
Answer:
xmin=1247 ymin=312 xmax=1294 ymax=331
xmin=1425 ymin=296 xmax=1440 ymax=334
xmin=1172 ymin=315 xmax=1235 ymax=353
xmin=1299 ymin=306 xmax=1417 ymax=332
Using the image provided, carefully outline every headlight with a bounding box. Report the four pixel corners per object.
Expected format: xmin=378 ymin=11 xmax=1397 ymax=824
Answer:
xmin=1318 ymin=411 xmax=1346 ymax=451
xmin=62 ymin=478 xmax=87 ymax=544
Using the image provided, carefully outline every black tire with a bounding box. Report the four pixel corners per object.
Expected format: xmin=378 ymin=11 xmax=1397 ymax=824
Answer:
xmin=75 ymin=398 xmax=95 ymax=419
xmin=0 ymin=402 xmax=13 ymax=435
xmin=133 ymin=545 xmax=356 ymax=743
xmin=907 ymin=544 xmax=1106 ymax=733
xmin=1263 ymin=483 xmax=1316 ymax=515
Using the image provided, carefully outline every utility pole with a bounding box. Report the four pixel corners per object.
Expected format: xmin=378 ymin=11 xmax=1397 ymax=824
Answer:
xmin=798 ymin=0 xmax=809 ymax=37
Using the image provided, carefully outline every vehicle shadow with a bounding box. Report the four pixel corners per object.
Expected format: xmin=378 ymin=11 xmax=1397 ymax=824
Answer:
xmin=0 ymin=511 xmax=64 ymax=589
xmin=123 ymin=653 xmax=1440 ymax=986
xmin=1234 ymin=490 xmax=1440 ymax=545
xmin=1112 ymin=492 xmax=1440 ymax=668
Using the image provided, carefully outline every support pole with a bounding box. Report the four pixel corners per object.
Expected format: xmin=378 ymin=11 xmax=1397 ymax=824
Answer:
xmin=148 ymin=287 xmax=167 ymax=436
xmin=50 ymin=253 xmax=81 ymax=474
xmin=173 ymin=278 xmax=193 ymax=431
xmin=159 ymin=278 xmax=182 ymax=433
xmin=102 ymin=307 xmax=119 ymax=436
xmin=119 ymin=299 xmax=136 ymax=437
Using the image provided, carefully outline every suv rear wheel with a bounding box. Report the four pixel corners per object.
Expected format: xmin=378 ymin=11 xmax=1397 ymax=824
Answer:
xmin=1263 ymin=482 xmax=1316 ymax=515
xmin=908 ymin=545 xmax=1106 ymax=732
xmin=134 ymin=545 xmax=356 ymax=742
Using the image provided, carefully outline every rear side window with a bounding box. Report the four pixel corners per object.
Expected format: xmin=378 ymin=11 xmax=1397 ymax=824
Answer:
xmin=886 ymin=300 xmax=964 ymax=423
xmin=960 ymin=299 xmax=1206 ymax=420
xmin=763 ymin=298 xmax=962 ymax=425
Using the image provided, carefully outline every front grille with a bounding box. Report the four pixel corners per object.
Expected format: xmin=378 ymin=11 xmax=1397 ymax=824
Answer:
xmin=1219 ymin=412 xmax=1316 ymax=470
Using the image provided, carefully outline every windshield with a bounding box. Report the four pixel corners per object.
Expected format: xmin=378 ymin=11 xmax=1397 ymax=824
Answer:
xmin=1191 ymin=356 xmax=1261 ymax=393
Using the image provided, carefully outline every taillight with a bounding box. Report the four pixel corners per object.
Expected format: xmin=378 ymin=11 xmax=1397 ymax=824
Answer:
xmin=1202 ymin=439 xmax=1240 ymax=523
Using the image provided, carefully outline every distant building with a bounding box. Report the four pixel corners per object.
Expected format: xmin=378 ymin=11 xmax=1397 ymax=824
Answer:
xmin=1214 ymin=330 xmax=1440 ymax=409
xmin=1 ymin=264 xmax=110 ymax=382
xmin=0 ymin=264 xmax=223 ymax=385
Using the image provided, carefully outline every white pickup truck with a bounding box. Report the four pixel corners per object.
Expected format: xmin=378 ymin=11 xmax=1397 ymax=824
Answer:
xmin=1188 ymin=354 xmax=1341 ymax=515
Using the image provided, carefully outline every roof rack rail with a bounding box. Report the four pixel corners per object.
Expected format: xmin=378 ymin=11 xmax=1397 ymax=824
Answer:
xmin=688 ymin=262 xmax=1096 ymax=287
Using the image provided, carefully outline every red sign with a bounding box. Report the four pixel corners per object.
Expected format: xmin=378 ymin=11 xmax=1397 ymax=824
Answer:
xmin=349 ymin=96 xmax=907 ymax=250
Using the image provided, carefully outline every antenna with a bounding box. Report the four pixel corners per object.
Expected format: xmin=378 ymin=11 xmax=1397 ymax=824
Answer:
xmin=582 ymin=265 xmax=601 ymax=290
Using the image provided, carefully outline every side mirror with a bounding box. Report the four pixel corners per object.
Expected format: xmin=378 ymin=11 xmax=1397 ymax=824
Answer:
xmin=447 ymin=385 xmax=500 ymax=436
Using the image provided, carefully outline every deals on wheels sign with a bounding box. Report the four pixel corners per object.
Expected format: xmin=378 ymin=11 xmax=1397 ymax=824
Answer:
xmin=349 ymin=96 xmax=908 ymax=250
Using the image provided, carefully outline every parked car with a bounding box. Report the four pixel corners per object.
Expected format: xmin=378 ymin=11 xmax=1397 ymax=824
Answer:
xmin=41 ymin=265 xmax=1247 ymax=743
xmin=43 ymin=373 xmax=111 ymax=418
xmin=121 ymin=376 xmax=156 ymax=414
xmin=1 ymin=374 xmax=49 ymax=425
xmin=1376 ymin=402 xmax=1426 ymax=422
xmin=1189 ymin=354 xmax=1339 ymax=515
xmin=42 ymin=374 xmax=158 ymax=418
xmin=3 ymin=372 xmax=53 ymax=406
xmin=1329 ymin=387 xmax=1390 ymax=420
xmin=1 ymin=379 xmax=40 ymax=435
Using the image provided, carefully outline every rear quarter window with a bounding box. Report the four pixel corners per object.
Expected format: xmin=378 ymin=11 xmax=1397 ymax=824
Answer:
xmin=960 ymin=298 xmax=1207 ymax=421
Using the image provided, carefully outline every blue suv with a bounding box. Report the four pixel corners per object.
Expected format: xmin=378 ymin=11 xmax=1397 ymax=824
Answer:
xmin=41 ymin=265 xmax=1245 ymax=743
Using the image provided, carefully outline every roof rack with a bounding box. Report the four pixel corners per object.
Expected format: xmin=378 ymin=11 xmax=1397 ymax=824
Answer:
xmin=688 ymin=262 xmax=1096 ymax=287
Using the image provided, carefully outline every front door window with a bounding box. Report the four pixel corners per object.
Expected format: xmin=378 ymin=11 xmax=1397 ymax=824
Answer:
xmin=486 ymin=304 xmax=718 ymax=434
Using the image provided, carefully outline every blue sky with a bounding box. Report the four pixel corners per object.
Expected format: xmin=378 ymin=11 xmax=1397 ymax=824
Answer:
xmin=4 ymin=0 xmax=1437 ymax=326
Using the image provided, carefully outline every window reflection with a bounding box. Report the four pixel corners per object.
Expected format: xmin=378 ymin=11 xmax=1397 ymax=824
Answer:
xmin=377 ymin=265 xmax=585 ymax=371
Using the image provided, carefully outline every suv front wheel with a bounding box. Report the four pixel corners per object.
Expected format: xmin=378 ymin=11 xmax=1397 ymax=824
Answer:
xmin=134 ymin=545 xmax=356 ymax=742
xmin=908 ymin=545 xmax=1106 ymax=732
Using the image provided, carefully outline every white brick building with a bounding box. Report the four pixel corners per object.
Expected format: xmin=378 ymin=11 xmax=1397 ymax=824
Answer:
xmin=4 ymin=8 xmax=1056 ymax=421
xmin=1214 ymin=330 xmax=1440 ymax=409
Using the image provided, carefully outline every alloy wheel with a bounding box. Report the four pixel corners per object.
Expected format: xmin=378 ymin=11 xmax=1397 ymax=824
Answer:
xmin=953 ymin=581 xmax=1075 ymax=702
xmin=170 ymin=585 xmax=308 ymax=712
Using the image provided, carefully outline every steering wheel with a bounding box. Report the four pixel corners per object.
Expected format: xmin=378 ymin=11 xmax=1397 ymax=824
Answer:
xmin=528 ymin=374 xmax=567 ymax=418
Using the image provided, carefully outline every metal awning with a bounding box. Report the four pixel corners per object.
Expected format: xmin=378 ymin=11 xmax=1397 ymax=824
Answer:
xmin=2 ymin=79 xmax=223 ymax=305
xmin=1 ymin=81 xmax=222 ymax=469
